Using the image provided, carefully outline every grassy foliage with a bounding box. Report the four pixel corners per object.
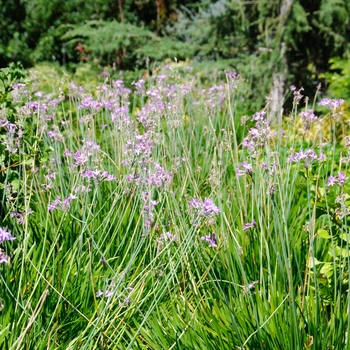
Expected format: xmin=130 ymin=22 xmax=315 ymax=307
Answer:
xmin=0 ymin=64 xmax=350 ymax=349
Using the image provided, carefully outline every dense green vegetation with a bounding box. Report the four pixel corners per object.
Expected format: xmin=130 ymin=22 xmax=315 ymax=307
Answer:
xmin=1 ymin=0 xmax=350 ymax=106
xmin=1 ymin=1 xmax=350 ymax=349
xmin=0 ymin=58 xmax=350 ymax=349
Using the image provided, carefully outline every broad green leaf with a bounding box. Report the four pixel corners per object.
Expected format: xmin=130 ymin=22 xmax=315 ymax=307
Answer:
xmin=317 ymin=229 xmax=332 ymax=239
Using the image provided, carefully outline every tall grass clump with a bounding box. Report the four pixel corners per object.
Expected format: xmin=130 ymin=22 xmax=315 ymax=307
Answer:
xmin=0 ymin=63 xmax=349 ymax=349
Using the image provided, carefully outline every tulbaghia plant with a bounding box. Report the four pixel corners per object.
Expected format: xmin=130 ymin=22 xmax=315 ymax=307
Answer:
xmin=2 ymin=62 xmax=350 ymax=350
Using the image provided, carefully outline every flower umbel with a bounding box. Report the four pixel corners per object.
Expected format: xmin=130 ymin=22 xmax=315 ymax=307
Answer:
xmin=243 ymin=220 xmax=257 ymax=231
xmin=201 ymin=233 xmax=217 ymax=248
xmin=327 ymin=172 xmax=346 ymax=187
xmin=0 ymin=227 xmax=16 ymax=243
xmin=189 ymin=198 xmax=220 ymax=217
xmin=287 ymin=149 xmax=325 ymax=168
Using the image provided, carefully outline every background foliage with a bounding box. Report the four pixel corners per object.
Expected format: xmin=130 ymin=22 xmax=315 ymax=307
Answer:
xmin=0 ymin=0 xmax=349 ymax=106
xmin=1 ymin=2 xmax=350 ymax=349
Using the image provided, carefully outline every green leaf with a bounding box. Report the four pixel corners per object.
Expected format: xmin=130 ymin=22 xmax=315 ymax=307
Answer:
xmin=340 ymin=233 xmax=350 ymax=243
xmin=317 ymin=229 xmax=332 ymax=239
xmin=308 ymin=257 xmax=322 ymax=268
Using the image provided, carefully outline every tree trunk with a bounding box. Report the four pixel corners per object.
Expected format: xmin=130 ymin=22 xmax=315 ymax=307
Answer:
xmin=118 ymin=0 xmax=124 ymax=23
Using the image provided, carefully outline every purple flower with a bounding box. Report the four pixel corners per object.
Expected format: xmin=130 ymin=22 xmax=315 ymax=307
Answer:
xmin=61 ymin=194 xmax=78 ymax=211
xmin=292 ymin=86 xmax=304 ymax=105
xmin=338 ymin=172 xmax=346 ymax=186
xmin=82 ymin=139 xmax=100 ymax=154
xmin=0 ymin=227 xmax=16 ymax=243
xmin=63 ymin=150 xmax=72 ymax=157
xmin=241 ymin=162 xmax=253 ymax=173
xmin=318 ymin=98 xmax=345 ymax=110
xmin=201 ymin=233 xmax=217 ymax=248
xmin=96 ymin=290 xmax=104 ymax=297
xmin=105 ymin=290 xmax=114 ymax=298
xmin=226 ymin=71 xmax=240 ymax=89
xmin=242 ymin=111 xmax=276 ymax=154
xmin=144 ymin=163 xmax=172 ymax=187
xmin=119 ymin=296 xmax=131 ymax=307
xmin=72 ymin=150 xmax=89 ymax=167
xmin=248 ymin=281 xmax=258 ymax=289
xmin=81 ymin=169 xmax=115 ymax=182
xmin=236 ymin=162 xmax=253 ymax=177
xmin=81 ymin=169 xmax=96 ymax=179
xmin=300 ymin=109 xmax=318 ymax=129
xmin=10 ymin=211 xmax=24 ymax=224
xmin=248 ymin=280 xmax=259 ymax=290
xmin=226 ymin=71 xmax=240 ymax=80
xmin=236 ymin=168 xmax=247 ymax=177
xmin=10 ymin=209 xmax=32 ymax=224
xmin=48 ymin=197 xmax=62 ymax=212
xmin=111 ymin=106 xmax=130 ymax=124
xmin=242 ymin=280 xmax=259 ymax=294
xmin=189 ymin=198 xmax=220 ymax=217
xmin=100 ymin=70 xmax=110 ymax=77
xmin=131 ymin=79 xmax=145 ymax=94
xmin=0 ymin=250 xmax=9 ymax=264
xmin=287 ymin=149 xmax=325 ymax=168
xmin=159 ymin=232 xmax=178 ymax=242
xmin=189 ymin=198 xmax=202 ymax=210
xmin=203 ymin=198 xmax=220 ymax=216
xmin=251 ymin=110 xmax=267 ymax=122
xmin=100 ymin=171 xmax=116 ymax=182
xmin=327 ymin=172 xmax=346 ymax=187
xmin=327 ymin=176 xmax=338 ymax=187
xmin=78 ymin=97 xmax=103 ymax=111
xmin=243 ymin=220 xmax=257 ymax=231
xmin=48 ymin=194 xmax=77 ymax=212
xmin=125 ymin=133 xmax=153 ymax=159
xmin=47 ymin=126 xmax=64 ymax=142
xmin=12 ymin=83 xmax=26 ymax=91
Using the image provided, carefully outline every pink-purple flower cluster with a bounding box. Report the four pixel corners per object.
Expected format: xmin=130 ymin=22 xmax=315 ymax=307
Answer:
xmin=236 ymin=162 xmax=253 ymax=177
xmin=318 ymin=98 xmax=345 ymax=110
xmin=47 ymin=125 xmax=65 ymax=142
xmin=131 ymin=79 xmax=145 ymax=94
xmin=48 ymin=194 xmax=78 ymax=212
xmin=226 ymin=71 xmax=240 ymax=89
xmin=96 ymin=278 xmax=133 ymax=307
xmin=243 ymin=220 xmax=257 ymax=231
xmin=0 ymin=227 xmax=16 ymax=264
xmin=77 ymin=96 xmax=103 ymax=111
xmin=189 ymin=198 xmax=220 ymax=217
xmin=141 ymin=191 xmax=159 ymax=229
xmin=299 ymin=109 xmax=318 ymax=130
xmin=10 ymin=209 xmax=34 ymax=225
xmin=0 ymin=119 xmax=23 ymax=154
xmin=204 ymin=85 xmax=226 ymax=111
xmin=125 ymin=132 xmax=153 ymax=162
xmin=287 ymin=149 xmax=325 ymax=168
xmin=242 ymin=110 xmax=275 ymax=154
xmin=145 ymin=163 xmax=172 ymax=188
xmin=290 ymin=86 xmax=304 ymax=106
xmin=159 ymin=231 xmax=178 ymax=243
xmin=11 ymin=83 xmax=28 ymax=102
xmin=64 ymin=139 xmax=101 ymax=167
xmin=0 ymin=227 xmax=16 ymax=243
xmin=327 ymin=172 xmax=346 ymax=187
xmin=81 ymin=169 xmax=116 ymax=182
xmin=201 ymin=232 xmax=217 ymax=248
